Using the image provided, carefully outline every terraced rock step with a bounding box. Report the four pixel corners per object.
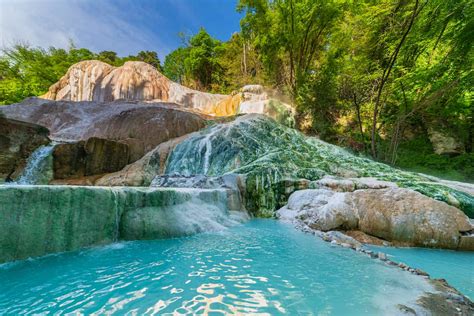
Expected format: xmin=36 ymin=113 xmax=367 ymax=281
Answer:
xmin=0 ymin=185 xmax=246 ymax=263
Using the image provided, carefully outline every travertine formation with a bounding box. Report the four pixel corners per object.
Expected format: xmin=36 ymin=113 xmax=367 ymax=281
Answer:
xmin=41 ymin=60 xmax=294 ymax=120
xmin=278 ymin=187 xmax=474 ymax=250
xmin=43 ymin=60 xmax=115 ymax=101
xmin=0 ymin=185 xmax=245 ymax=263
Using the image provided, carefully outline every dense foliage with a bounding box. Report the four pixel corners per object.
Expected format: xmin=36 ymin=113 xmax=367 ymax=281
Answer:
xmin=237 ymin=0 xmax=473 ymax=158
xmin=1 ymin=0 xmax=472 ymax=181
xmin=162 ymin=29 xmax=265 ymax=93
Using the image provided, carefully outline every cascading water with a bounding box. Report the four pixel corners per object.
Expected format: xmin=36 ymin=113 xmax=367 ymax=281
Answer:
xmin=14 ymin=143 xmax=56 ymax=185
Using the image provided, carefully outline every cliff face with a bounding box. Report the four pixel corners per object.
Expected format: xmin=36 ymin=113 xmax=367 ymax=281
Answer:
xmin=0 ymin=117 xmax=50 ymax=182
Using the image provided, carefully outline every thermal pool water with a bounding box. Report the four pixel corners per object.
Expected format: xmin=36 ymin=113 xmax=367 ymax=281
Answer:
xmin=0 ymin=220 xmax=442 ymax=315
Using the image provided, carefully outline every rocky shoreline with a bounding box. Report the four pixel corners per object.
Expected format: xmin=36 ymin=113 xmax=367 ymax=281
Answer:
xmin=287 ymin=222 xmax=474 ymax=315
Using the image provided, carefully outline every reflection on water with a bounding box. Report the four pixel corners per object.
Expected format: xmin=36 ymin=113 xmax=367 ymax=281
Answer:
xmin=0 ymin=220 xmax=433 ymax=315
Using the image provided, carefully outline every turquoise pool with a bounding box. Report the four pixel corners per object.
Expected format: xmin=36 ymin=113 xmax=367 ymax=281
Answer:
xmin=0 ymin=220 xmax=438 ymax=315
xmin=370 ymin=245 xmax=474 ymax=300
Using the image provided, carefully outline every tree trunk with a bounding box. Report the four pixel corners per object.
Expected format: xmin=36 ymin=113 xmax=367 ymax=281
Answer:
xmin=370 ymin=0 xmax=419 ymax=158
xmin=353 ymin=93 xmax=366 ymax=153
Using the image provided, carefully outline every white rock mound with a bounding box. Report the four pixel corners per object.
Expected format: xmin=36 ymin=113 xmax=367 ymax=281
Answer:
xmin=278 ymin=187 xmax=473 ymax=250
xmin=41 ymin=60 xmax=294 ymax=122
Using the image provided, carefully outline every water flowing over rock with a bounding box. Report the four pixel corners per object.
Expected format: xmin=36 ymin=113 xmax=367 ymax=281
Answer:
xmin=0 ymin=185 xmax=247 ymax=263
xmin=96 ymin=134 xmax=192 ymax=186
xmin=161 ymin=114 xmax=474 ymax=217
xmin=0 ymin=117 xmax=50 ymax=182
xmin=15 ymin=144 xmax=55 ymax=185
xmin=277 ymin=187 xmax=473 ymax=250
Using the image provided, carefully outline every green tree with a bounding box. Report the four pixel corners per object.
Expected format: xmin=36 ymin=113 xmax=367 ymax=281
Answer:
xmin=97 ymin=51 xmax=118 ymax=65
xmin=217 ymin=32 xmax=265 ymax=93
xmin=0 ymin=44 xmax=97 ymax=104
xmin=163 ymin=47 xmax=189 ymax=83
xmin=238 ymin=0 xmax=341 ymax=96
xmin=184 ymin=28 xmax=224 ymax=91
xmin=135 ymin=50 xmax=162 ymax=70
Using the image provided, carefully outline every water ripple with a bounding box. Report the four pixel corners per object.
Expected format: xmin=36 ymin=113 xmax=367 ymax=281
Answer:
xmin=0 ymin=220 xmax=438 ymax=315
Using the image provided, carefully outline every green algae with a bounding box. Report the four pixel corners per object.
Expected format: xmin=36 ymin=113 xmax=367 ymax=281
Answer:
xmin=0 ymin=186 xmax=119 ymax=263
xmin=165 ymin=114 xmax=474 ymax=217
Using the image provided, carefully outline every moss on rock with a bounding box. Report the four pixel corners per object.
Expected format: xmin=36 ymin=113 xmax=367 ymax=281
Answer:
xmin=164 ymin=114 xmax=474 ymax=217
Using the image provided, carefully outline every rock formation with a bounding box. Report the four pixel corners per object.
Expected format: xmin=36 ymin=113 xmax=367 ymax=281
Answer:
xmin=0 ymin=117 xmax=50 ymax=182
xmin=146 ymin=114 xmax=474 ymax=217
xmin=0 ymin=99 xmax=210 ymax=183
xmin=427 ymin=127 xmax=465 ymax=156
xmin=42 ymin=60 xmax=115 ymax=101
xmin=0 ymin=98 xmax=207 ymax=156
xmin=277 ymin=187 xmax=473 ymax=250
xmin=96 ymin=134 xmax=192 ymax=186
xmin=42 ymin=60 xmax=226 ymax=113
xmin=53 ymin=137 xmax=130 ymax=180
xmin=40 ymin=60 xmax=295 ymax=121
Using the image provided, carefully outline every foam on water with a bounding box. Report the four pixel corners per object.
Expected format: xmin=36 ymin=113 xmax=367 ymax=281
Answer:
xmin=0 ymin=220 xmax=436 ymax=315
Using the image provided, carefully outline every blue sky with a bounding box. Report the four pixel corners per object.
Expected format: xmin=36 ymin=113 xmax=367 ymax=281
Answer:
xmin=0 ymin=0 xmax=242 ymax=59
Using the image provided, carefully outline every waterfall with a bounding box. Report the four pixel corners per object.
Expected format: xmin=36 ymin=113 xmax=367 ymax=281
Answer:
xmin=15 ymin=143 xmax=55 ymax=185
xmin=202 ymin=136 xmax=212 ymax=174
xmin=111 ymin=189 xmax=121 ymax=242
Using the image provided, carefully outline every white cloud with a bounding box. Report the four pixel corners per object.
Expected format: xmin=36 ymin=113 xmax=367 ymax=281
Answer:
xmin=0 ymin=0 xmax=172 ymax=56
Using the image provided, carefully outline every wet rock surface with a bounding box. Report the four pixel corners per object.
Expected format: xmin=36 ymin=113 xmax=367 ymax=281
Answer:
xmin=0 ymin=185 xmax=246 ymax=263
xmin=418 ymin=279 xmax=474 ymax=316
xmin=96 ymin=134 xmax=192 ymax=186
